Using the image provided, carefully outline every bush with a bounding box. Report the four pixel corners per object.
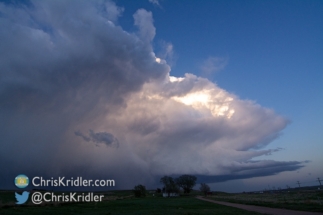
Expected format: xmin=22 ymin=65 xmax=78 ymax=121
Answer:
xmin=133 ymin=184 xmax=146 ymax=197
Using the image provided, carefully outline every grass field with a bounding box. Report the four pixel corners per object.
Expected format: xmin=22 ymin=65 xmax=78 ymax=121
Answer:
xmin=0 ymin=191 xmax=262 ymax=215
xmin=207 ymin=191 xmax=323 ymax=213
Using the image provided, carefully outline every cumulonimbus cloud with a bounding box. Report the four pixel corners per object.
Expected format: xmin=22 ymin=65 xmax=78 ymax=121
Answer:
xmin=0 ymin=0 xmax=305 ymax=189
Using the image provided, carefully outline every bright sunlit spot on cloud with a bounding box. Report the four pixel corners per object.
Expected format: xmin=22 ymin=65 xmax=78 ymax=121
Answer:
xmin=169 ymin=76 xmax=184 ymax=82
xmin=169 ymin=77 xmax=235 ymax=119
xmin=155 ymin=57 xmax=161 ymax=63
xmin=173 ymin=92 xmax=235 ymax=118
xmin=173 ymin=92 xmax=209 ymax=106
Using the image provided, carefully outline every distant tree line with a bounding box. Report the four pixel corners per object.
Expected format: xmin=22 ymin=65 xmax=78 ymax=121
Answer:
xmin=160 ymin=174 xmax=198 ymax=197
xmin=133 ymin=174 xmax=211 ymax=197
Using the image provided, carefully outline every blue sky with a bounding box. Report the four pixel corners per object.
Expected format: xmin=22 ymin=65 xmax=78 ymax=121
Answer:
xmin=117 ymin=0 xmax=323 ymax=118
xmin=0 ymin=0 xmax=322 ymax=192
xmin=117 ymin=0 xmax=323 ymax=190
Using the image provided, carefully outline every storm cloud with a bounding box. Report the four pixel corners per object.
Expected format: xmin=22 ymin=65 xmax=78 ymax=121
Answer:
xmin=0 ymin=0 xmax=305 ymax=189
xmin=75 ymin=130 xmax=119 ymax=148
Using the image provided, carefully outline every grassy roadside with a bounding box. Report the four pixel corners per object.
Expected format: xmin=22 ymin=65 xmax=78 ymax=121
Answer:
xmin=206 ymin=191 xmax=323 ymax=213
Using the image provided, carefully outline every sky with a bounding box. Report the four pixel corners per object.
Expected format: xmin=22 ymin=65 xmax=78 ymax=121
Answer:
xmin=0 ymin=0 xmax=322 ymax=192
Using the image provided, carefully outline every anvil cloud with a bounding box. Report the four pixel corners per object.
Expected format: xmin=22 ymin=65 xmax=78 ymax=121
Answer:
xmin=0 ymin=0 xmax=305 ymax=189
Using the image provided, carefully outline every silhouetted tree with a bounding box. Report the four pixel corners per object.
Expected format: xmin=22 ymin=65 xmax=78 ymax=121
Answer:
xmin=200 ymin=183 xmax=210 ymax=196
xmin=175 ymin=175 xmax=197 ymax=193
xmin=160 ymin=176 xmax=179 ymax=197
xmin=133 ymin=184 xmax=146 ymax=197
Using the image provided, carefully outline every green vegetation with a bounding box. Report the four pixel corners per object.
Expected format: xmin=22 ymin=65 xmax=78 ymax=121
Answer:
xmin=159 ymin=174 xmax=199 ymax=196
xmin=175 ymin=175 xmax=197 ymax=194
xmin=160 ymin=176 xmax=180 ymax=195
xmin=207 ymin=191 xmax=323 ymax=213
xmin=0 ymin=191 xmax=261 ymax=215
xmin=200 ymin=183 xmax=211 ymax=196
xmin=133 ymin=185 xmax=146 ymax=197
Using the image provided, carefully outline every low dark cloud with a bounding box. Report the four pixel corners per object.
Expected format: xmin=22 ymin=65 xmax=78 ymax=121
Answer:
xmin=196 ymin=160 xmax=307 ymax=184
xmin=75 ymin=130 xmax=119 ymax=148
xmin=0 ymin=0 xmax=305 ymax=190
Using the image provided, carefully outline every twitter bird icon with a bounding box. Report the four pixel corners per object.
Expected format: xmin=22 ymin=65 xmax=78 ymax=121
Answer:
xmin=15 ymin=191 xmax=29 ymax=204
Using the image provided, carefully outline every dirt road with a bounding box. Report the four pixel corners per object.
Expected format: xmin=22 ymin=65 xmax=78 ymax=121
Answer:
xmin=196 ymin=196 xmax=323 ymax=215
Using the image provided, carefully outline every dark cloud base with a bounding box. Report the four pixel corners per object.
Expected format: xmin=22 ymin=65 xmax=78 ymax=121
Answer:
xmin=195 ymin=161 xmax=306 ymax=184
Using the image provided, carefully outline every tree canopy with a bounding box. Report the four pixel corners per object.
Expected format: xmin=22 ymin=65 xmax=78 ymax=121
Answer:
xmin=175 ymin=174 xmax=197 ymax=193
xmin=133 ymin=184 xmax=146 ymax=197
xmin=200 ymin=183 xmax=210 ymax=196
xmin=160 ymin=176 xmax=179 ymax=196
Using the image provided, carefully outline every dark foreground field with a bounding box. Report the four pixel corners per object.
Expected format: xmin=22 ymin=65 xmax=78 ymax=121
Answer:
xmin=207 ymin=191 xmax=323 ymax=213
xmin=0 ymin=191 xmax=261 ymax=215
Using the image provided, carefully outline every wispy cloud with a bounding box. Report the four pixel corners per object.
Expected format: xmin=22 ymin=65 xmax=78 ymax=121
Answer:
xmin=200 ymin=56 xmax=228 ymax=75
xmin=134 ymin=9 xmax=156 ymax=42
xmin=75 ymin=130 xmax=119 ymax=148
xmin=157 ymin=40 xmax=175 ymax=66
xmin=148 ymin=0 xmax=161 ymax=7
